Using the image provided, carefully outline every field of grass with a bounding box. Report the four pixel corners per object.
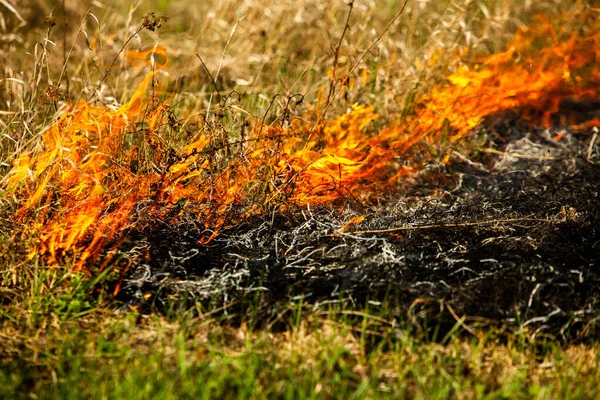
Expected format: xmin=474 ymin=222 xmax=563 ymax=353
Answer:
xmin=1 ymin=268 xmax=599 ymax=399
xmin=2 ymin=0 xmax=600 ymax=398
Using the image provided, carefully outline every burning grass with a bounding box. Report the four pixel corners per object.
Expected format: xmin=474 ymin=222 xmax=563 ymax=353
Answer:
xmin=2 ymin=7 xmax=600 ymax=277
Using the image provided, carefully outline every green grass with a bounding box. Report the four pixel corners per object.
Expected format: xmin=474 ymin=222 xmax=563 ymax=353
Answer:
xmin=1 ymin=267 xmax=600 ymax=399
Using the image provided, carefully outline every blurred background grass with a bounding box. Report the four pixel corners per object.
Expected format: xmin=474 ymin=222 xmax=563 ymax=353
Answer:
xmin=1 ymin=0 xmax=579 ymax=155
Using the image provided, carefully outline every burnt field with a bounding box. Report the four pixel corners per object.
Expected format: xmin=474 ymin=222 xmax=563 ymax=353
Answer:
xmin=119 ymin=110 xmax=600 ymax=340
xmin=4 ymin=1 xmax=600 ymax=397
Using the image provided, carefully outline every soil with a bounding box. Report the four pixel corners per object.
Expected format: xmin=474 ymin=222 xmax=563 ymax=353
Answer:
xmin=117 ymin=108 xmax=600 ymax=341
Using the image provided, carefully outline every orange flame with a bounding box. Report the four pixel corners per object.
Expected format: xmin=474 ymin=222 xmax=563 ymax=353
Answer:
xmin=273 ymin=13 xmax=600 ymax=206
xmin=3 ymin=12 xmax=599 ymax=271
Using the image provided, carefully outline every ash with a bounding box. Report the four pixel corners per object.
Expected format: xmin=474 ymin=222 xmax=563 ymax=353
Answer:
xmin=119 ymin=116 xmax=600 ymax=340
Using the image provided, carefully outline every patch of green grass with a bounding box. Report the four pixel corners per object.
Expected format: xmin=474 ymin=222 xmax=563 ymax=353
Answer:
xmin=1 ymin=266 xmax=599 ymax=399
xmin=2 ymin=314 xmax=600 ymax=399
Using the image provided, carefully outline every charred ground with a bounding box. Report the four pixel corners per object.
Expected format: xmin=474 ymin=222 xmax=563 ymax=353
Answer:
xmin=117 ymin=109 xmax=600 ymax=341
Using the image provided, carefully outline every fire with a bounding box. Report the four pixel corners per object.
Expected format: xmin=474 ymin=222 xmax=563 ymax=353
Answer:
xmin=2 ymin=12 xmax=599 ymax=271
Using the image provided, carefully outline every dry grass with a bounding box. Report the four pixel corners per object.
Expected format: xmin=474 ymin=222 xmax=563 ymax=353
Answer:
xmin=2 ymin=0 xmax=590 ymax=267
xmin=1 ymin=0 xmax=575 ymax=165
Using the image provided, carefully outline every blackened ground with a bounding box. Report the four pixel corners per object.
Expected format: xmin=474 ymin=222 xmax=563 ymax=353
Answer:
xmin=118 ymin=114 xmax=600 ymax=341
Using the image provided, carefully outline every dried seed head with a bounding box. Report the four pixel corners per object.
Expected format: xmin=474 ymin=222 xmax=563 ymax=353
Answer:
xmin=38 ymin=83 xmax=67 ymax=105
xmin=141 ymin=12 xmax=169 ymax=32
xmin=45 ymin=16 xmax=56 ymax=28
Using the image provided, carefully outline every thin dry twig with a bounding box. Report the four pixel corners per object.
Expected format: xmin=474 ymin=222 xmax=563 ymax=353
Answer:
xmin=318 ymin=309 xmax=396 ymax=327
xmin=206 ymin=17 xmax=244 ymax=116
xmin=313 ymin=0 xmax=410 ymax=130
xmin=445 ymin=302 xmax=476 ymax=336
xmin=478 ymin=147 xmax=557 ymax=161
xmin=57 ymin=7 xmax=93 ymax=92
xmin=343 ymin=215 xmax=554 ymax=235
xmin=587 ymin=131 xmax=598 ymax=164
xmin=323 ymin=0 xmax=355 ymax=120
xmin=195 ymin=53 xmax=221 ymax=96
xmin=88 ymin=26 xmax=144 ymax=101
xmin=0 ymin=0 xmax=25 ymax=26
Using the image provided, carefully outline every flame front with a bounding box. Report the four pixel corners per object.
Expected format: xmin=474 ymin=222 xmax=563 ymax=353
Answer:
xmin=3 ymin=12 xmax=599 ymax=271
